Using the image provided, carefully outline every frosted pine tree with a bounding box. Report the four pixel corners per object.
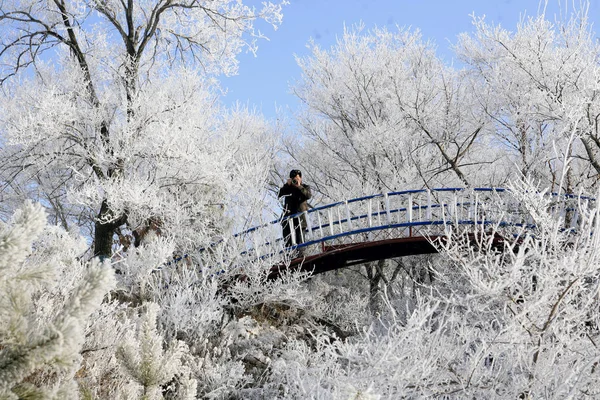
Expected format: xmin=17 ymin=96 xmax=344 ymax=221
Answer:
xmin=116 ymin=303 xmax=196 ymax=400
xmin=0 ymin=202 xmax=115 ymax=399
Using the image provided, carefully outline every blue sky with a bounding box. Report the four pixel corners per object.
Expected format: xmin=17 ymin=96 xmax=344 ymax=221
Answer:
xmin=223 ymin=0 xmax=600 ymax=120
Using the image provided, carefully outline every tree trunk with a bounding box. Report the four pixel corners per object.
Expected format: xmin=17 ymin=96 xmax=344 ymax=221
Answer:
xmin=365 ymin=260 xmax=387 ymax=316
xmin=93 ymin=200 xmax=127 ymax=260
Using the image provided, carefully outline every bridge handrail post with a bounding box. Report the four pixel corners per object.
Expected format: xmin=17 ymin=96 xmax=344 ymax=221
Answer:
xmin=559 ymin=199 xmax=567 ymax=221
xmin=345 ymin=200 xmax=353 ymax=232
xmin=289 ymin=217 xmax=296 ymax=246
xmin=385 ymin=193 xmax=391 ymax=225
xmin=570 ymin=209 xmax=579 ymax=229
xmin=427 ymin=190 xmax=432 ymax=221
xmin=441 ymin=202 xmax=450 ymax=234
xmin=407 ymin=193 xmax=413 ymax=223
xmin=304 ymin=210 xmax=312 ymax=241
xmin=368 ymin=198 xmax=373 ymax=228
xmin=254 ymin=230 xmax=261 ymax=257
xmin=474 ymin=193 xmax=479 ymax=225
xmin=453 ymin=191 xmax=458 ymax=224
xmin=468 ymin=192 xmax=473 ymax=221
xmin=327 ymin=209 xmax=335 ymax=236
xmin=317 ymin=212 xmax=324 ymax=240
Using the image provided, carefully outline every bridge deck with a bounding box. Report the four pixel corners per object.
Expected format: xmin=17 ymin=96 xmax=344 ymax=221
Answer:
xmin=270 ymin=236 xmax=439 ymax=278
xmin=268 ymin=232 xmax=516 ymax=279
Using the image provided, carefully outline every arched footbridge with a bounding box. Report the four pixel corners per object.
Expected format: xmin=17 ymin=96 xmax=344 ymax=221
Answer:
xmin=192 ymin=188 xmax=594 ymax=278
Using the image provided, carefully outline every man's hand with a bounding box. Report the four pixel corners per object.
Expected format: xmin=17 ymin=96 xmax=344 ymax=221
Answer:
xmin=287 ymin=176 xmax=303 ymax=187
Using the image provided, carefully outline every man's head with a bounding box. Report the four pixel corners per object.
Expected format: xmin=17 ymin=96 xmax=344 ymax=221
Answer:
xmin=289 ymin=169 xmax=302 ymax=185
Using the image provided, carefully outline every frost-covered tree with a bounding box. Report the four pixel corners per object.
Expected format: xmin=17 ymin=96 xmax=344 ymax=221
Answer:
xmin=0 ymin=202 xmax=115 ymax=399
xmin=292 ymin=3 xmax=600 ymax=198
xmin=0 ymin=0 xmax=287 ymax=258
xmin=117 ymin=303 xmax=196 ymax=400
xmin=292 ymin=25 xmax=493 ymax=203
xmin=455 ymin=4 xmax=600 ymax=192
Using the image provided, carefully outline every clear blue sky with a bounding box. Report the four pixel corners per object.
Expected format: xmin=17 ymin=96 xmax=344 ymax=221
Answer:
xmin=223 ymin=0 xmax=600 ymax=121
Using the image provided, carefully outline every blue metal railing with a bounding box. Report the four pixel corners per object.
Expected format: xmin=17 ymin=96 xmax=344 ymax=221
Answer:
xmin=162 ymin=187 xmax=595 ymax=273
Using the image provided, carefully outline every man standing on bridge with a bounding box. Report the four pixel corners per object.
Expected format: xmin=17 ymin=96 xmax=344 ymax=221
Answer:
xmin=279 ymin=169 xmax=312 ymax=248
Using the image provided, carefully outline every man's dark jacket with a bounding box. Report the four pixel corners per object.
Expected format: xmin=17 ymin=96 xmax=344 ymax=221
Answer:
xmin=278 ymin=183 xmax=312 ymax=225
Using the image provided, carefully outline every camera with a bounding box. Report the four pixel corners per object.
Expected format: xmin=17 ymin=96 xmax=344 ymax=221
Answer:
xmin=292 ymin=178 xmax=299 ymax=185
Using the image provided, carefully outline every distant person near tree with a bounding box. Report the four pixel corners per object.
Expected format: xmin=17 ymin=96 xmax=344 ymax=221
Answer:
xmin=278 ymin=169 xmax=312 ymax=248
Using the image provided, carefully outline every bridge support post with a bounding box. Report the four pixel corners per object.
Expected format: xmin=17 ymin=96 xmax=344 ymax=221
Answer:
xmin=473 ymin=193 xmax=479 ymax=225
xmin=254 ymin=231 xmax=260 ymax=257
xmin=345 ymin=201 xmax=353 ymax=231
xmin=385 ymin=193 xmax=391 ymax=225
xmin=303 ymin=210 xmax=312 ymax=245
xmin=454 ymin=192 xmax=459 ymax=224
xmin=427 ymin=190 xmax=432 ymax=220
xmin=317 ymin=212 xmax=324 ymax=240
xmin=570 ymin=208 xmax=579 ymax=229
xmin=304 ymin=210 xmax=312 ymax=235
xmin=289 ymin=217 xmax=296 ymax=246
